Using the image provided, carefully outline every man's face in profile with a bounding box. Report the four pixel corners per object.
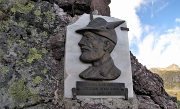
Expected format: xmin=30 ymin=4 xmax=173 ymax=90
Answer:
xmin=78 ymin=31 xmax=106 ymax=63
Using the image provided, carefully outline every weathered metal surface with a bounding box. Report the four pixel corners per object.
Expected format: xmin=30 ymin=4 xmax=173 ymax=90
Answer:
xmin=121 ymin=27 xmax=129 ymax=31
xmin=76 ymin=81 xmax=126 ymax=96
xmin=75 ymin=17 xmax=124 ymax=80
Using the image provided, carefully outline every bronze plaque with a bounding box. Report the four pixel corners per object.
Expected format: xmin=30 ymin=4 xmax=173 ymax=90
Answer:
xmin=75 ymin=17 xmax=124 ymax=81
xmin=76 ymin=81 xmax=125 ymax=96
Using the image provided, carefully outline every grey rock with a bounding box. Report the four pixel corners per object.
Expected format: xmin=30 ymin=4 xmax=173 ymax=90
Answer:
xmin=130 ymin=51 xmax=177 ymax=109
xmin=80 ymin=103 xmax=110 ymax=109
xmin=137 ymin=95 xmax=161 ymax=109
xmin=91 ymin=0 xmax=111 ymax=16
xmin=32 ymin=0 xmax=111 ymax=16
xmin=0 ymin=88 xmax=14 ymax=109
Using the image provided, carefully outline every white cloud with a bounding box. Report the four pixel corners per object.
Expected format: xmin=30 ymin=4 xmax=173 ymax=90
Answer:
xmin=109 ymin=0 xmax=143 ymax=45
xmin=157 ymin=2 xmax=169 ymax=12
xmin=137 ymin=27 xmax=180 ymax=68
xmin=143 ymin=1 xmax=168 ymax=18
xmin=110 ymin=0 xmax=180 ymax=69
xmin=144 ymin=25 xmax=155 ymax=33
xmin=175 ymin=18 xmax=180 ymax=23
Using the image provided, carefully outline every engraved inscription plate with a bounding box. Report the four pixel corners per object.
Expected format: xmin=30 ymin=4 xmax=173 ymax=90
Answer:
xmin=76 ymin=81 xmax=125 ymax=96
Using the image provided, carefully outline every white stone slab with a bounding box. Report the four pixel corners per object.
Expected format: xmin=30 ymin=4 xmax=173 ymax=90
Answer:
xmin=65 ymin=14 xmax=133 ymax=98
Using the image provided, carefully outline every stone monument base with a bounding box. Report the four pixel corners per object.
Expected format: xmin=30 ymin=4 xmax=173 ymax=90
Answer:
xmin=63 ymin=94 xmax=139 ymax=109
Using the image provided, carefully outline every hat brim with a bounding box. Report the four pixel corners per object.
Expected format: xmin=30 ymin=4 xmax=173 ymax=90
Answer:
xmin=75 ymin=27 xmax=117 ymax=44
xmin=75 ymin=27 xmax=105 ymax=34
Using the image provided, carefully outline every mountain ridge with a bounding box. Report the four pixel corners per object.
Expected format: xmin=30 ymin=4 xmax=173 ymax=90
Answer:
xmin=150 ymin=64 xmax=180 ymax=100
xmin=151 ymin=64 xmax=180 ymax=72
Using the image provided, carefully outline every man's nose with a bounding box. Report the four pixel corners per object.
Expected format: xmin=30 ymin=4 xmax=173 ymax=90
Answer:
xmin=78 ymin=38 xmax=85 ymax=46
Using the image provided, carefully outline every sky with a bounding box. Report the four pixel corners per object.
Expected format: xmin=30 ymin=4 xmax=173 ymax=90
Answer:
xmin=109 ymin=0 xmax=180 ymax=69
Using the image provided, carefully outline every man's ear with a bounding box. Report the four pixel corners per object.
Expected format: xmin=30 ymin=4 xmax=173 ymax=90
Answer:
xmin=103 ymin=40 xmax=110 ymax=52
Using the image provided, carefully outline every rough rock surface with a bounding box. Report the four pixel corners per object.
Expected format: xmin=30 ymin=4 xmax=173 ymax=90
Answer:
xmin=36 ymin=0 xmax=110 ymax=16
xmin=0 ymin=0 xmax=178 ymax=109
xmin=0 ymin=0 xmax=69 ymax=108
xmin=91 ymin=0 xmax=111 ymax=16
xmin=130 ymin=52 xmax=177 ymax=109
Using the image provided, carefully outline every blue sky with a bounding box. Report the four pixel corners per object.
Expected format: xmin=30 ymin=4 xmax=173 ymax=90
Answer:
xmin=137 ymin=0 xmax=180 ymax=31
xmin=110 ymin=0 xmax=180 ymax=68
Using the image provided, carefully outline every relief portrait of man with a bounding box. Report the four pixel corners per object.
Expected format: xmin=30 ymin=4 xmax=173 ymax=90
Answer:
xmin=75 ymin=17 xmax=125 ymax=80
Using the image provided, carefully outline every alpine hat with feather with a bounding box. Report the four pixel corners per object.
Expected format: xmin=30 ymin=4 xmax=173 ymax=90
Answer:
xmin=76 ymin=17 xmax=125 ymax=44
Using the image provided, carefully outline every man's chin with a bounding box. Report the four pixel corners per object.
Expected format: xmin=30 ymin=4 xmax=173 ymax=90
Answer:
xmin=79 ymin=55 xmax=92 ymax=63
xmin=79 ymin=54 xmax=102 ymax=63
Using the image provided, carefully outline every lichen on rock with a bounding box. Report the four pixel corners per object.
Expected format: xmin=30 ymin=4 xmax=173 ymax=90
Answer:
xmin=0 ymin=66 xmax=9 ymax=74
xmin=0 ymin=0 xmax=70 ymax=108
xmin=33 ymin=76 xmax=42 ymax=85
xmin=11 ymin=1 xmax=35 ymax=14
xmin=27 ymin=48 xmax=42 ymax=63
xmin=8 ymin=78 xmax=38 ymax=103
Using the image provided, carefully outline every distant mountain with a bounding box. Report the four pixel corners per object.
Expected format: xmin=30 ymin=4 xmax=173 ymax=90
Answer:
xmin=151 ymin=64 xmax=180 ymax=72
xmin=150 ymin=64 xmax=180 ymax=99
xmin=166 ymin=64 xmax=180 ymax=71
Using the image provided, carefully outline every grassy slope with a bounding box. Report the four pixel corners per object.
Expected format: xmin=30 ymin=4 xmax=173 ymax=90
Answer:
xmin=150 ymin=66 xmax=180 ymax=99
